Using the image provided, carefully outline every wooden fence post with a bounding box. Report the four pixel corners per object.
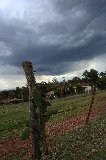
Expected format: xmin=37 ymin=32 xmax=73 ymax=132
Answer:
xmin=22 ymin=61 xmax=41 ymax=160
xmin=86 ymin=87 xmax=96 ymax=124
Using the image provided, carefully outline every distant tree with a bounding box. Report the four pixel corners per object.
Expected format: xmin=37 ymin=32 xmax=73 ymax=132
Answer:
xmin=55 ymin=86 xmax=62 ymax=98
xmin=67 ymin=80 xmax=72 ymax=84
xmin=15 ymin=87 xmax=21 ymax=98
xmin=71 ymin=77 xmax=81 ymax=85
xmin=38 ymin=81 xmax=48 ymax=95
xmin=0 ymin=90 xmax=9 ymax=100
xmin=82 ymin=69 xmax=99 ymax=86
xmin=76 ymin=84 xmax=85 ymax=94
xmin=99 ymin=71 xmax=106 ymax=78
xmin=97 ymin=71 xmax=106 ymax=90
xmin=9 ymin=90 xmax=15 ymax=99
xmin=52 ymin=77 xmax=58 ymax=84
xmin=20 ymin=86 xmax=29 ymax=101
xmin=69 ymin=85 xmax=75 ymax=95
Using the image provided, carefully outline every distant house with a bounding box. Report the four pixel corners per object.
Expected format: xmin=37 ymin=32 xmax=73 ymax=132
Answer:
xmin=73 ymin=85 xmax=92 ymax=94
xmin=82 ymin=86 xmax=92 ymax=93
xmin=9 ymin=98 xmax=23 ymax=104
xmin=0 ymin=98 xmax=23 ymax=106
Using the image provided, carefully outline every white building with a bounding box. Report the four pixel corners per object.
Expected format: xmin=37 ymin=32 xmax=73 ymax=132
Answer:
xmin=83 ymin=86 xmax=92 ymax=93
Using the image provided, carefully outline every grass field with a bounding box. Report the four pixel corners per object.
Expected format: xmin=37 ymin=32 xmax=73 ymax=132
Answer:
xmin=47 ymin=110 xmax=106 ymax=160
xmin=0 ymin=91 xmax=105 ymax=140
xmin=0 ymin=91 xmax=106 ymax=159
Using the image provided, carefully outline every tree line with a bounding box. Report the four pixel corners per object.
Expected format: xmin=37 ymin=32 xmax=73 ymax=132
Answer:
xmin=0 ymin=69 xmax=106 ymax=101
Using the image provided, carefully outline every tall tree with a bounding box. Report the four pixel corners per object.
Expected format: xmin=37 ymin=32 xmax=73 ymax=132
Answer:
xmin=71 ymin=77 xmax=81 ymax=85
xmin=52 ymin=77 xmax=58 ymax=84
xmin=76 ymin=84 xmax=84 ymax=94
xmin=82 ymin=69 xmax=99 ymax=86
xmin=20 ymin=86 xmax=29 ymax=101
xmin=97 ymin=71 xmax=106 ymax=90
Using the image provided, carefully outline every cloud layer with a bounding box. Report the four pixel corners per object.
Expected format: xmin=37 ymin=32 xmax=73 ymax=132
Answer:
xmin=0 ymin=0 xmax=106 ymax=89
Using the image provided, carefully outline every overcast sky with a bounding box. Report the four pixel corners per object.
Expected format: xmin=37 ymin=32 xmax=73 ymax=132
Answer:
xmin=0 ymin=0 xmax=106 ymax=90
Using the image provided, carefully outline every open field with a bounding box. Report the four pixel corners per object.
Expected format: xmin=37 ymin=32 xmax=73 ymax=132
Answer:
xmin=47 ymin=110 xmax=106 ymax=160
xmin=0 ymin=91 xmax=106 ymax=140
xmin=0 ymin=91 xmax=106 ymax=159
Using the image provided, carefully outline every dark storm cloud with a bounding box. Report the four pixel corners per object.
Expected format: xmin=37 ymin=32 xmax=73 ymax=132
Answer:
xmin=0 ymin=0 xmax=106 ymax=76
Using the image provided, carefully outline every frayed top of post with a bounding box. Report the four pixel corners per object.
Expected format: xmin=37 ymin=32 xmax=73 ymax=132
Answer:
xmin=22 ymin=61 xmax=36 ymax=88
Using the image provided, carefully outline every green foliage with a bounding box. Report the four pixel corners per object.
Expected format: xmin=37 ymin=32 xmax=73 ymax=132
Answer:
xmin=71 ymin=77 xmax=81 ymax=85
xmin=31 ymin=87 xmax=51 ymax=126
xmin=38 ymin=81 xmax=48 ymax=95
xmin=76 ymin=84 xmax=85 ymax=94
xmin=0 ymin=90 xmax=9 ymax=100
xmin=0 ymin=86 xmax=29 ymax=102
xmin=26 ymin=118 xmax=39 ymax=128
xmin=20 ymin=87 xmax=51 ymax=142
xmin=69 ymin=85 xmax=75 ymax=95
xmin=52 ymin=77 xmax=58 ymax=84
xmin=97 ymin=71 xmax=106 ymax=90
xmin=32 ymin=87 xmax=41 ymax=108
xmin=1 ymin=69 xmax=106 ymax=102
xmin=21 ymin=86 xmax=29 ymax=102
xmin=82 ymin=69 xmax=99 ymax=86
xmin=21 ymin=127 xmax=30 ymax=140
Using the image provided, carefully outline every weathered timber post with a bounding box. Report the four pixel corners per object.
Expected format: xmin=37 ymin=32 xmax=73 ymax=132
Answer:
xmin=86 ymin=87 xmax=96 ymax=124
xmin=22 ymin=61 xmax=41 ymax=160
